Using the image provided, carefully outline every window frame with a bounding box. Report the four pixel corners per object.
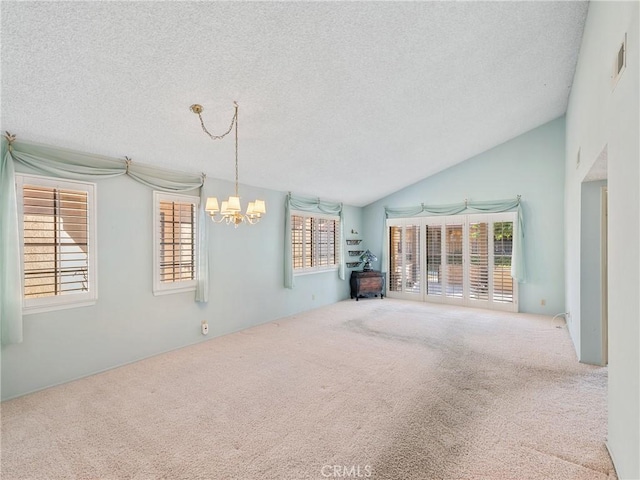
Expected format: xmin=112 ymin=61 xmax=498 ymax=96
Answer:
xmin=16 ymin=173 xmax=98 ymax=315
xmin=291 ymin=210 xmax=341 ymax=276
xmin=153 ymin=191 xmax=199 ymax=296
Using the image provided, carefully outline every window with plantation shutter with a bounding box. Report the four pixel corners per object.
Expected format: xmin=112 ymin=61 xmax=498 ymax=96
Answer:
xmin=291 ymin=212 xmax=340 ymax=275
xmin=16 ymin=174 xmax=97 ymax=314
xmin=153 ymin=192 xmax=199 ymax=295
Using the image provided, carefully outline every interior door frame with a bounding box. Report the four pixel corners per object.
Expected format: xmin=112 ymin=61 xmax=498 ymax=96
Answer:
xmin=601 ymin=186 xmax=608 ymax=366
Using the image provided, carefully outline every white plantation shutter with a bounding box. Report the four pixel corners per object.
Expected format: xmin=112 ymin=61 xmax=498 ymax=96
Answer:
xmin=445 ymin=223 xmax=464 ymax=299
xmin=469 ymin=222 xmax=489 ymax=301
xmin=17 ymin=174 xmax=97 ymax=313
xmin=405 ymin=225 xmax=421 ymax=294
xmin=388 ymin=225 xmax=402 ymax=293
xmin=426 ymin=225 xmax=442 ymax=296
xmin=153 ymin=192 xmax=198 ymax=295
xmin=291 ymin=215 xmax=304 ymax=269
xmin=159 ymin=201 xmax=195 ymax=282
xmin=317 ymin=218 xmax=329 ymax=266
xmin=387 ymin=222 xmax=421 ymax=296
xmin=493 ymin=221 xmax=514 ymax=304
xmin=304 ymin=216 xmax=313 ymax=268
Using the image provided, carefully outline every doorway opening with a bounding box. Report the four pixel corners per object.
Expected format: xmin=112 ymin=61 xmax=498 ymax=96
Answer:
xmin=580 ymin=144 xmax=608 ymax=366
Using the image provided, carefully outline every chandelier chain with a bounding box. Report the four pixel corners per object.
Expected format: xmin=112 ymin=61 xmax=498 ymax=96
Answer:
xmin=235 ymin=104 xmax=239 ymax=197
xmin=196 ymin=106 xmax=237 ymax=141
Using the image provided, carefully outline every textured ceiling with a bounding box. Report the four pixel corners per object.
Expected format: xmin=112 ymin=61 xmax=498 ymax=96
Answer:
xmin=1 ymin=1 xmax=588 ymax=207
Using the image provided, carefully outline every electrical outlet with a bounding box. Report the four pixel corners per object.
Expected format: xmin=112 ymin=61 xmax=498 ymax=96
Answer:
xmin=201 ymin=321 xmax=209 ymax=335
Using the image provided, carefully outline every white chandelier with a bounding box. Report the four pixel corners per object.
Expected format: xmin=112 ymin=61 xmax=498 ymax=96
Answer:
xmin=190 ymin=101 xmax=266 ymax=226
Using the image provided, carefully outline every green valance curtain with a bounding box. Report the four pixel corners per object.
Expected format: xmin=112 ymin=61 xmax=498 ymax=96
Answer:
xmin=0 ymin=135 xmax=209 ymax=345
xmin=284 ymin=192 xmax=345 ymax=289
xmin=382 ymin=197 xmax=526 ymax=282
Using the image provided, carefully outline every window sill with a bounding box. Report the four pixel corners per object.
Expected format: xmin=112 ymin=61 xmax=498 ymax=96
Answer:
xmin=294 ymin=267 xmax=340 ymax=277
xmin=23 ymin=299 xmax=97 ymax=315
xmin=153 ymin=285 xmax=196 ymax=296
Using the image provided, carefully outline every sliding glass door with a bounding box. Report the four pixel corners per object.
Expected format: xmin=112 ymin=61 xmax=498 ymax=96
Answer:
xmin=386 ymin=213 xmax=518 ymax=312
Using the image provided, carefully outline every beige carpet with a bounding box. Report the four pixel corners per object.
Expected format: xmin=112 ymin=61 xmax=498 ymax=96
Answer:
xmin=1 ymin=299 xmax=615 ymax=480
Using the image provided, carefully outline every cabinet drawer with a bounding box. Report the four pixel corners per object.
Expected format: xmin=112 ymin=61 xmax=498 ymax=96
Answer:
xmin=360 ymin=277 xmax=382 ymax=290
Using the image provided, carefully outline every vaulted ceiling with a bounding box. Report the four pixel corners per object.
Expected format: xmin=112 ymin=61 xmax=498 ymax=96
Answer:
xmin=1 ymin=1 xmax=588 ymax=206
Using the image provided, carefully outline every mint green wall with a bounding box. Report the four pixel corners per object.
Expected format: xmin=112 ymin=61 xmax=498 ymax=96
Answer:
xmin=1 ymin=172 xmax=360 ymax=400
xmin=361 ymin=117 xmax=566 ymax=315
xmin=565 ymin=2 xmax=639 ymax=477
